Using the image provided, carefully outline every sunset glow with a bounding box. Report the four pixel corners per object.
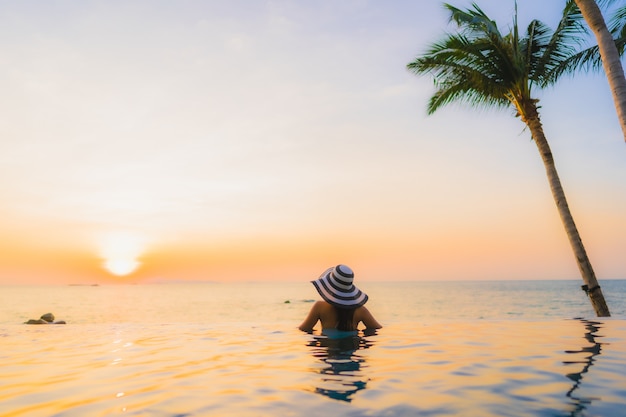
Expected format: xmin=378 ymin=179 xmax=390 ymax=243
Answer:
xmin=99 ymin=233 xmax=145 ymax=277
xmin=0 ymin=0 xmax=624 ymax=284
xmin=104 ymin=258 xmax=141 ymax=277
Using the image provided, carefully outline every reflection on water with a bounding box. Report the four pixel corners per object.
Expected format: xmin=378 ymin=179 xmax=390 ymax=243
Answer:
xmin=305 ymin=329 xmax=376 ymax=402
xmin=563 ymin=319 xmax=604 ymax=417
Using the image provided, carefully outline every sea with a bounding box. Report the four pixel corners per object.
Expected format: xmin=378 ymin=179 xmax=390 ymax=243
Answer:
xmin=1 ymin=279 xmax=626 ymax=417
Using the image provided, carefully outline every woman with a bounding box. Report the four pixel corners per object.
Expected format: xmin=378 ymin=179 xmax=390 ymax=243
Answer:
xmin=299 ymin=264 xmax=382 ymax=332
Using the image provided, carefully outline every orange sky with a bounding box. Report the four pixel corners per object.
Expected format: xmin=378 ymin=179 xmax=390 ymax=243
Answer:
xmin=0 ymin=1 xmax=624 ymax=284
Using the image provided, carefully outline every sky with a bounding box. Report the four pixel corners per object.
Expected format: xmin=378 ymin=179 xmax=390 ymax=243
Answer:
xmin=0 ymin=0 xmax=624 ymax=284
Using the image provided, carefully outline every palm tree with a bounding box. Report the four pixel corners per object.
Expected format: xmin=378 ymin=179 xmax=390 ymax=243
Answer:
xmin=407 ymin=2 xmax=610 ymax=316
xmin=573 ymin=0 xmax=626 ymax=142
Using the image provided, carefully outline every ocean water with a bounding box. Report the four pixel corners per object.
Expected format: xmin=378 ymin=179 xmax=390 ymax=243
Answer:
xmin=1 ymin=280 xmax=626 ymax=416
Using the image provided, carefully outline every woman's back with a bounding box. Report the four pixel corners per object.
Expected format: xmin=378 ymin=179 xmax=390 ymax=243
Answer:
xmin=299 ymin=301 xmax=381 ymax=332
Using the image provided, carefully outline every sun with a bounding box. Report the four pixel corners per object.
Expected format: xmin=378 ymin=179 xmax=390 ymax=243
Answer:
xmin=98 ymin=232 xmax=145 ymax=277
xmin=104 ymin=257 xmax=141 ymax=276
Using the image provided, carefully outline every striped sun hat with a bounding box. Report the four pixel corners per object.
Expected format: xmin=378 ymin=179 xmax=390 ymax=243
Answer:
xmin=311 ymin=264 xmax=368 ymax=308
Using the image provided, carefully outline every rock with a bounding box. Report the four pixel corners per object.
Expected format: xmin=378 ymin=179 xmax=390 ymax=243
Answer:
xmin=25 ymin=319 xmax=47 ymax=324
xmin=24 ymin=313 xmax=66 ymax=325
xmin=40 ymin=313 xmax=55 ymax=323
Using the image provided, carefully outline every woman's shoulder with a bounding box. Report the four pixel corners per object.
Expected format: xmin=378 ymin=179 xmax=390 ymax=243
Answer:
xmin=355 ymin=305 xmax=382 ymax=329
xmin=314 ymin=300 xmax=337 ymax=312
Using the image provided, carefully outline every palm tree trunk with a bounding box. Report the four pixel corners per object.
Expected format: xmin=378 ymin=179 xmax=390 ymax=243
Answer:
xmin=524 ymin=103 xmax=611 ymax=317
xmin=574 ymin=0 xmax=626 ymax=143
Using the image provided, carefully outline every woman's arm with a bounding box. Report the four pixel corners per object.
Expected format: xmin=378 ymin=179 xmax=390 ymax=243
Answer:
xmin=298 ymin=301 xmax=322 ymax=331
xmin=357 ymin=306 xmax=382 ymax=329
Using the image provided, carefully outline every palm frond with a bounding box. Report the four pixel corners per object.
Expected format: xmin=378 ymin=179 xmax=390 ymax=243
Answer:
xmin=608 ymin=5 xmax=626 ymax=54
xmin=443 ymin=5 xmax=522 ymax=87
xmin=535 ymin=1 xmax=588 ymax=86
xmin=522 ymin=20 xmax=553 ymax=82
xmin=597 ymin=0 xmax=622 ymax=8
xmin=548 ymin=1 xmax=625 ymax=79
xmin=427 ymin=83 xmax=510 ymax=114
xmin=550 ymin=45 xmax=603 ymax=77
xmin=444 ymin=2 xmax=501 ymax=37
xmin=407 ymin=31 xmax=516 ymax=114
